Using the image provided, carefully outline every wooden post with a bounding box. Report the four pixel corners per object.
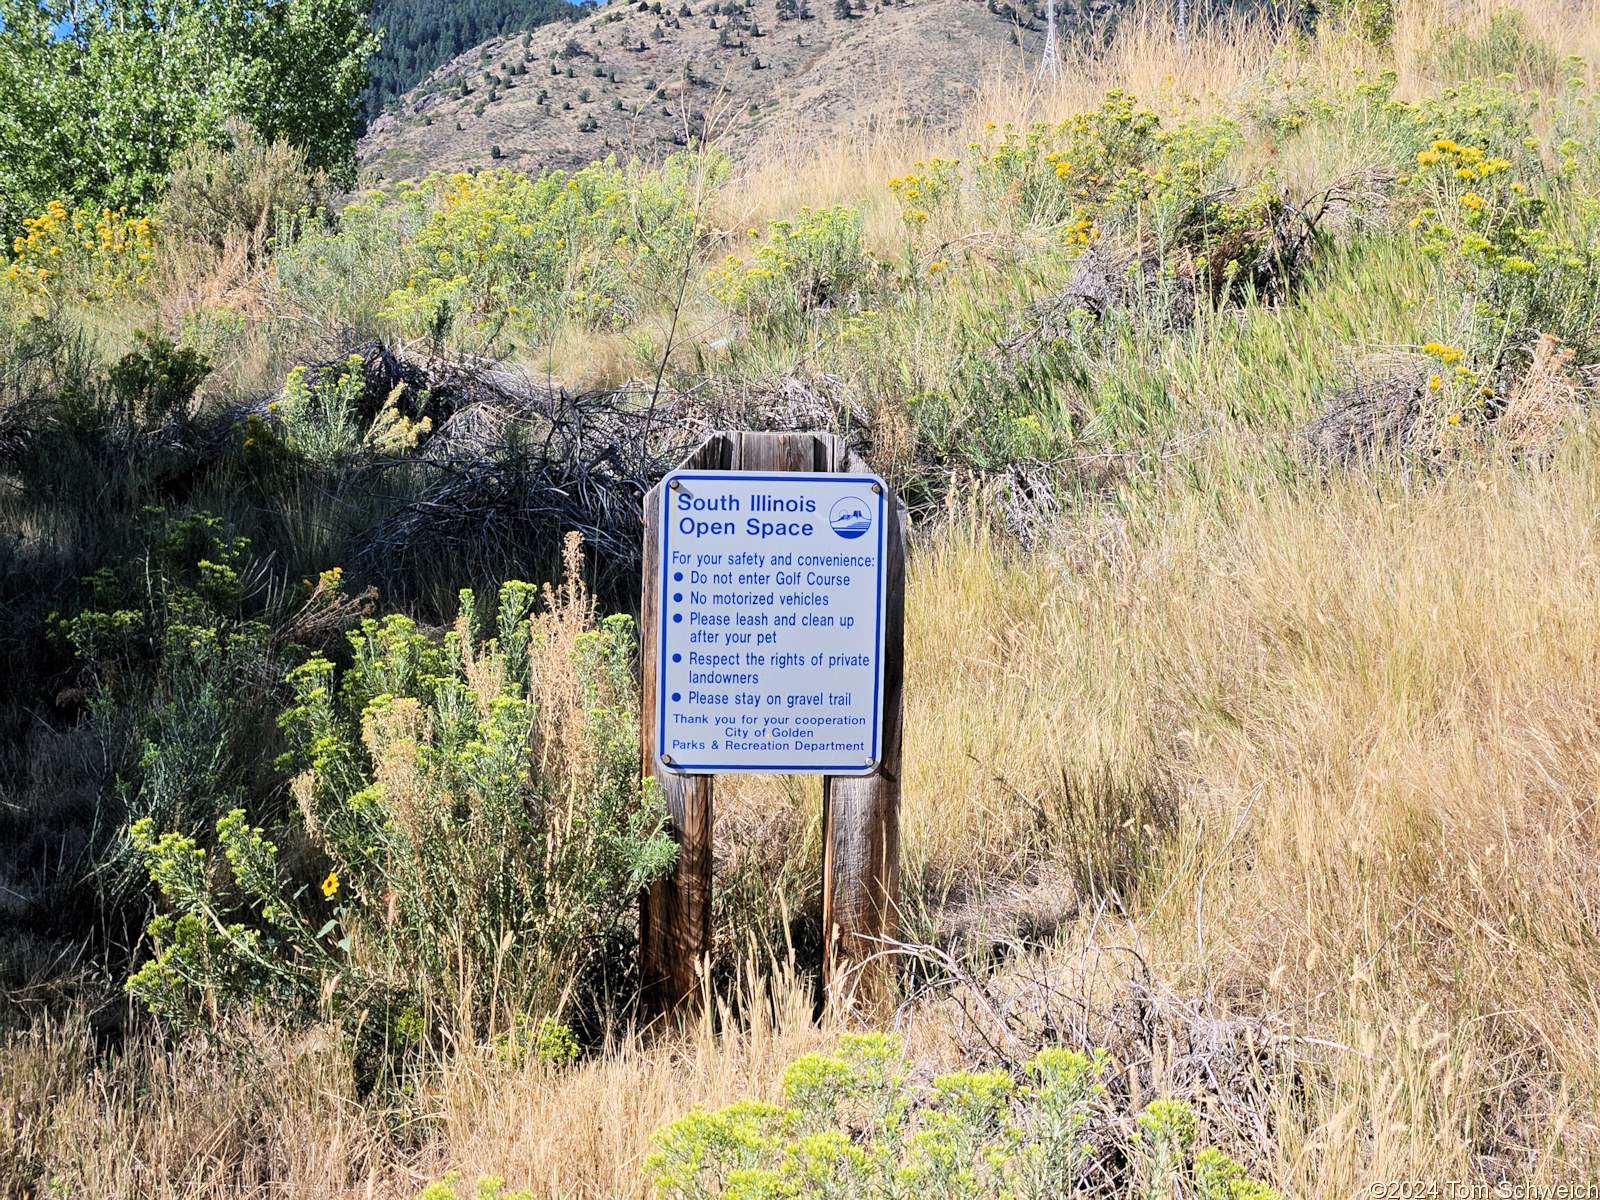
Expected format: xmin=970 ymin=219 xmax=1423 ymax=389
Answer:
xmin=639 ymin=431 xmax=904 ymax=1018
xmin=821 ymin=486 xmax=904 ymax=1004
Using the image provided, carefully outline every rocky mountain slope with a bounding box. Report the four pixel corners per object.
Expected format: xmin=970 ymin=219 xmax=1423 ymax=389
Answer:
xmin=359 ymin=0 xmax=1126 ymax=180
xmin=361 ymin=0 xmax=580 ymax=120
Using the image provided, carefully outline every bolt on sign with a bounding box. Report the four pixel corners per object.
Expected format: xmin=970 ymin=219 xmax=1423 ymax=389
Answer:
xmin=639 ymin=432 xmax=904 ymax=1018
xmin=655 ymin=471 xmax=889 ymax=775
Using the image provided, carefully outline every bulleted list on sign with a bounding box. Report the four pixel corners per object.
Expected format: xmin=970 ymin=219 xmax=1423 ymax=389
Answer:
xmin=656 ymin=471 xmax=888 ymax=775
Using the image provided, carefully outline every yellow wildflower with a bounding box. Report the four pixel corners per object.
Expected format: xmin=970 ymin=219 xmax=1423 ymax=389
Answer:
xmin=322 ymin=872 xmax=340 ymax=898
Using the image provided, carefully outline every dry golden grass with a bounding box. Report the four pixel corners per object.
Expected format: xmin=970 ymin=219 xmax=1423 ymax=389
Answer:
xmin=0 ymin=1009 xmax=392 ymax=1196
xmin=419 ymin=967 xmax=829 ymax=1197
xmin=434 ymin=404 xmax=1600 ymax=1189
xmin=0 ymin=972 xmax=831 ymax=1199
xmin=902 ymin=427 xmax=1600 ymax=1181
xmin=732 ymin=0 xmax=1599 ymax=249
xmin=732 ymin=7 xmax=1287 ymax=248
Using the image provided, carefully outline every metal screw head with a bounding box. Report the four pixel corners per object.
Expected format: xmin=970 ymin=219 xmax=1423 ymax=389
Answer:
xmin=669 ymin=479 xmax=681 ymax=491
xmin=662 ymin=753 xmax=675 ymax=765
xmin=871 ymin=482 xmax=883 ymax=494
xmin=864 ymin=756 xmax=875 ymax=767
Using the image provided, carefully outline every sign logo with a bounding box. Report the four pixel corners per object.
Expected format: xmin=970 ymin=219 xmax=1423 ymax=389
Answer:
xmin=828 ymin=496 xmax=874 ymax=539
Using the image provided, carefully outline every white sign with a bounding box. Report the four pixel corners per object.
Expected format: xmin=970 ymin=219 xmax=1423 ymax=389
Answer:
xmin=655 ymin=470 xmax=889 ymax=775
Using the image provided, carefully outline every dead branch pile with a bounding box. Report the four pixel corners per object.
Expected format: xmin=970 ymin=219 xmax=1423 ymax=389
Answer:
xmin=271 ymin=342 xmax=911 ymax=599
xmin=1301 ymin=357 xmax=1432 ymax=467
xmin=1304 ymin=334 xmax=1598 ymax=469
xmin=343 ymin=356 xmax=715 ymax=595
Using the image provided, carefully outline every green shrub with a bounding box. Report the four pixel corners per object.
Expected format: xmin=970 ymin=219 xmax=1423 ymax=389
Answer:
xmin=1382 ymin=75 xmax=1544 ymax=170
xmin=0 ymin=309 xmax=112 ymax=433
xmin=1194 ymin=1147 xmax=1285 ymax=1200
xmin=0 ymin=323 xmax=209 ymax=434
xmin=158 ymin=119 xmax=329 ymax=254
xmin=418 ymin=1175 xmax=535 ymax=1200
xmin=271 ymin=356 xmax=365 ymax=463
xmin=47 ymin=510 xmax=270 ymax=914
xmin=374 ymin=154 xmax=723 ymax=346
xmin=641 ymin=1035 xmax=1280 ymax=1199
xmin=967 ymin=93 xmax=1160 ymax=231
xmin=107 ymin=329 xmax=212 ymax=427
xmin=1391 ymin=81 xmax=1600 ymax=369
xmin=646 ymin=1037 xmax=1051 ymax=1198
xmin=1134 ymin=1098 xmax=1197 ymax=1200
xmin=492 ymin=1012 xmax=582 ymax=1068
xmin=49 ymin=509 xmax=250 ymax=671
xmin=1437 ymin=11 xmax=1561 ymax=89
xmin=264 ymin=354 xmax=431 ymax=464
xmin=126 ymin=538 xmax=677 ymax=1054
xmin=1347 ymin=0 xmax=1393 ymax=46
xmin=711 ymin=206 xmax=877 ymax=329
xmin=272 ymin=190 xmax=428 ymax=335
xmin=960 ymin=89 xmax=1245 ymax=250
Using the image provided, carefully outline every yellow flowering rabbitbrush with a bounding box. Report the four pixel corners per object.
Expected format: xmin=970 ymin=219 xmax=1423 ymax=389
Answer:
xmin=642 ymin=1034 xmax=1280 ymax=1200
xmin=711 ymin=206 xmax=876 ymax=328
xmin=379 ymin=153 xmax=721 ymax=340
xmin=7 ymin=200 xmax=157 ymax=301
xmin=127 ymin=537 xmax=676 ymax=1050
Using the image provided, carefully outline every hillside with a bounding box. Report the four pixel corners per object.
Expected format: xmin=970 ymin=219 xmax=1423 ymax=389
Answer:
xmin=360 ymin=0 xmax=583 ymax=122
xmin=359 ymin=0 xmax=1124 ymax=179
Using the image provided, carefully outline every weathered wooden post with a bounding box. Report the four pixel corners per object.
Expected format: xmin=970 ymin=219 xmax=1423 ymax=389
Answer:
xmin=639 ymin=431 xmax=904 ymax=1017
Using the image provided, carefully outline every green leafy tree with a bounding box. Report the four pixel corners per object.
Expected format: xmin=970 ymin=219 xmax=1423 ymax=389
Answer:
xmin=0 ymin=0 xmax=379 ymax=233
